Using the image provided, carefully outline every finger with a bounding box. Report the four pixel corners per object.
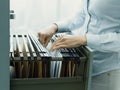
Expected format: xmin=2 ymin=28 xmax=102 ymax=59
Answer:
xmin=50 ymin=40 xmax=61 ymax=50
xmin=50 ymin=44 xmax=67 ymax=51
xmin=50 ymin=35 xmax=64 ymax=51
xmin=50 ymin=37 xmax=63 ymax=48
xmin=52 ymin=35 xmax=64 ymax=45
xmin=42 ymin=36 xmax=48 ymax=47
xmin=44 ymin=38 xmax=50 ymax=47
xmin=38 ymin=33 xmax=46 ymax=46
xmin=37 ymin=33 xmax=42 ymax=42
xmin=50 ymin=41 xmax=66 ymax=51
xmin=57 ymin=35 xmax=64 ymax=41
xmin=37 ymin=33 xmax=41 ymax=38
xmin=54 ymin=35 xmax=64 ymax=41
xmin=37 ymin=33 xmax=42 ymax=41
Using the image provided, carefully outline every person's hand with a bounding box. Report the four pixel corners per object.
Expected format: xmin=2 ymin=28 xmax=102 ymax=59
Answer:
xmin=38 ymin=24 xmax=58 ymax=47
xmin=50 ymin=35 xmax=87 ymax=51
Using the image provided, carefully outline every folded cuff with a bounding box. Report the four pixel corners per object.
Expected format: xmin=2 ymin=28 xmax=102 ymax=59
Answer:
xmin=55 ymin=21 xmax=70 ymax=33
xmin=86 ymin=34 xmax=101 ymax=50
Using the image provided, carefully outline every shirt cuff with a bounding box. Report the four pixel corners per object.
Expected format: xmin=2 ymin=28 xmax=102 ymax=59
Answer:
xmin=86 ymin=34 xmax=101 ymax=50
xmin=55 ymin=21 xmax=70 ymax=33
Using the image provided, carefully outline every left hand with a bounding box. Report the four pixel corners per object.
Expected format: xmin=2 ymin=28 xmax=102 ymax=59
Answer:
xmin=50 ymin=35 xmax=87 ymax=51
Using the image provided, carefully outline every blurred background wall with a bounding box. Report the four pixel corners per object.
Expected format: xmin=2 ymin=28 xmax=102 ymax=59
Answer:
xmin=10 ymin=0 xmax=83 ymax=34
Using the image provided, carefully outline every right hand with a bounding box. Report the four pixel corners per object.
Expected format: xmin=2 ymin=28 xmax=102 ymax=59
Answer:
xmin=38 ymin=24 xmax=58 ymax=47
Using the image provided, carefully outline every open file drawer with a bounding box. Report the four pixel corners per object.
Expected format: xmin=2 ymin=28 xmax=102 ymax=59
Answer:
xmin=10 ymin=35 xmax=93 ymax=90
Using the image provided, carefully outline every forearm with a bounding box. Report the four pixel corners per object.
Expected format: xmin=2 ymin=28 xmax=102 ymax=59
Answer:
xmin=48 ymin=23 xmax=58 ymax=34
xmin=56 ymin=9 xmax=86 ymax=32
xmin=77 ymin=35 xmax=87 ymax=46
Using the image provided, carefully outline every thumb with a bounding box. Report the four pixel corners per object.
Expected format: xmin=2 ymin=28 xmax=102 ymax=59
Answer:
xmin=44 ymin=37 xmax=51 ymax=47
xmin=38 ymin=33 xmax=46 ymax=46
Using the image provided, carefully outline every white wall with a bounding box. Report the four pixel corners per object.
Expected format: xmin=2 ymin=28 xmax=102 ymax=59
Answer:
xmin=10 ymin=0 xmax=83 ymax=34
